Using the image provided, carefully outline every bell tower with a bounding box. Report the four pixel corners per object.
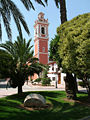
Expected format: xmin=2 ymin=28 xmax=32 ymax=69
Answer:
xmin=34 ymin=12 xmax=49 ymax=64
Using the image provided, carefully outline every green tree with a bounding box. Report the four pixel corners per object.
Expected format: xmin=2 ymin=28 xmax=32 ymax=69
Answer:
xmin=57 ymin=13 xmax=90 ymax=97
xmin=0 ymin=49 xmax=13 ymax=78
xmin=49 ymin=35 xmax=61 ymax=67
xmin=42 ymin=65 xmax=51 ymax=86
xmin=48 ymin=0 xmax=77 ymax=99
xmin=0 ymin=36 xmax=43 ymax=94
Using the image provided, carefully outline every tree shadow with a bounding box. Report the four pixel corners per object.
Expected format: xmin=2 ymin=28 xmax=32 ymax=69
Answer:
xmin=6 ymin=91 xmax=64 ymax=103
xmin=0 ymin=91 xmax=90 ymax=120
xmin=46 ymin=98 xmax=90 ymax=120
xmin=1 ymin=97 xmax=90 ymax=120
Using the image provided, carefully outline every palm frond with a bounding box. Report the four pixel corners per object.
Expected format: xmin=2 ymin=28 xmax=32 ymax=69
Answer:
xmin=27 ymin=39 xmax=32 ymax=48
xmin=0 ymin=8 xmax=12 ymax=40
xmin=54 ymin=0 xmax=59 ymax=8
xmin=0 ymin=41 xmax=16 ymax=58
xmin=20 ymin=0 xmax=35 ymax=10
xmin=1 ymin=0 xmax=11 ymax=21
xmin=34 ymin=0 xmax=45 ymax=7
xmin=44 ymin=0 xmax=48 ymax=5
xmin=8 ymin=0 xmax=30 ymax=36
xmin=0 ymin=17 xmax=2 ymax=41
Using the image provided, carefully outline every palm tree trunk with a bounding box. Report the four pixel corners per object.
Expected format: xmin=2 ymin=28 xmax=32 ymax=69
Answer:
xmin=18 ymin=85 xmax=23 ymax=94
xmin=60 ymin=0 xmax=67 ymax=24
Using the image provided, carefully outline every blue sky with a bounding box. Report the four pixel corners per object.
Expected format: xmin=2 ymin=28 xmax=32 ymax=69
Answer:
xmin=1 ymin=0 xmax=90 ymax=50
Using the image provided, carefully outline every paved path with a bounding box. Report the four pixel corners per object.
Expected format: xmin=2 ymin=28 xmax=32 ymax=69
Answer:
xmin=0 ymin=79 xmax=87 ymax=98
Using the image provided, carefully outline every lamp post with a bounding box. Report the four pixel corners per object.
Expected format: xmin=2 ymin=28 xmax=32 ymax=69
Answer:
xmin=55 ymin=75 xmax=58 ymax=88
xmin=55 ymin=68 xmax=58 ymax=88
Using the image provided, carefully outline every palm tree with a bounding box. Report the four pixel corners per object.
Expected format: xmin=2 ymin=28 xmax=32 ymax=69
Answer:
xmin=0 ymin=36 xmax=44 ymax=94
xmin=0 ymin=0 xmax=45 ymax=41
xmin=43 ymin=0 xmax=67 ymax=24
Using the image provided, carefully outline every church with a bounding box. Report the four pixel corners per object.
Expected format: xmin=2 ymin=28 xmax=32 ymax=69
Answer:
xmin=33 ymin=12 xmax=65 ymax=85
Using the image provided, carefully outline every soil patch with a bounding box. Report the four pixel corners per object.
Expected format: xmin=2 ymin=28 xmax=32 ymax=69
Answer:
xmin=18 ymin=103 xmax=52 ymax=111
xmin=64 ymin=98 xmax=90 ymax=107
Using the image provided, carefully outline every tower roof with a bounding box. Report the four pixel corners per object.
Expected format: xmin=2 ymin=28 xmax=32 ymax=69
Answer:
xmin=34 ymin=12 xmax=48 ymax=27
xmin=38 ymin=12 xmax=45 ymax=21
xmin=38 ymin=12 xmax=44 ymax=16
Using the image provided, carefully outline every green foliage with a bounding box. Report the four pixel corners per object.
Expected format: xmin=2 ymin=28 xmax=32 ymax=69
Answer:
xmin=43 ymin=69 xmax=48 ymax=78
xmin=0 ymin=36 xmax=43 ymax=93
xmin=42 ymin=78 xmax=51 ymax=86
xmin=34 ymin=78 xmax=42 ymax=83
xmin=78 ymin=81 xmax=86 ymax=88
xmin=49 ymin=35 xmax=62 ymax=67
xmin=41 ymin=65 xmax=51 ymax=85
xmin=57 ymin=13 xmax=90 ymax=79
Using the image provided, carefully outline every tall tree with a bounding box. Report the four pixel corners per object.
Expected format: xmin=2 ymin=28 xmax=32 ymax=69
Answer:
xmin=0 ymin=36 xmax=44 ymax=94
xmin=58 ymin=13 xmax=90 ymax=97
xmin=48 ymin=0 xmax=78 ymax=99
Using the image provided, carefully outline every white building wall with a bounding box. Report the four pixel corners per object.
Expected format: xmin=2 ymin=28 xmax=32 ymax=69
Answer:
xmin=47 ymin=73 xmax=58 ymax=85
xmin=48 ymin=63 xmax=58 ymax=85
xmin=47 ymin=62 xmax=66 ymax=85
xmin=48 ymin=63 xmax=58 ymax=73
xmin=61 ymin=73 xmax=66 ymax=85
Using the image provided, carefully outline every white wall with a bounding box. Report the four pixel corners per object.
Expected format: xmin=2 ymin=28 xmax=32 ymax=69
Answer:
xmin=48 ymin=63 xmax=58 ymax=73
xmin=47 ymin=62 xmax=67 ymax=85
xmin=61 ymin=73 xmax=66 ymax=85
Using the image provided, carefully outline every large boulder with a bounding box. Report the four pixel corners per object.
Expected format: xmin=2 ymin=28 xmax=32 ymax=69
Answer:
xmin=24 ymin=93 xmax=46 ymax=107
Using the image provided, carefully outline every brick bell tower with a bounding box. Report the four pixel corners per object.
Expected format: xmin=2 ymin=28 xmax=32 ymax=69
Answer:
xmin=34 ymin=12 xmax=49 ymax=65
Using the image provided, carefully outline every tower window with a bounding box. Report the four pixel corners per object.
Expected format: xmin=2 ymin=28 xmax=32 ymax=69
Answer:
xmin=35 ymin=28 xmax=37 ymax=34
xmin=41 ymin=27 xmax=45 ymax=34
xmin=42 ymin=47 xmax=45 ymax=52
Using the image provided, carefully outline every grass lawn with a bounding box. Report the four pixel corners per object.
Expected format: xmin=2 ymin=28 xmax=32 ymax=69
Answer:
xmin=0 ymin=91 xmax=90 ymax=120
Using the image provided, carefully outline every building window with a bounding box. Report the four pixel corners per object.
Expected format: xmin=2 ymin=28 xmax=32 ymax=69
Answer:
xmin=42 ymin=47 xmax=45 ymax=52
xmin=53 ymin=77 xmax=55 ymax=81
xmin=35 ymin=28 xmax=37 ymax=34
xmin=52 ymin=65 xmax=54 ymax=71
xmin=41 ymin=27 xmax=45 ymax=34
xmin=56 ymin=68 xmax=58 ymax=73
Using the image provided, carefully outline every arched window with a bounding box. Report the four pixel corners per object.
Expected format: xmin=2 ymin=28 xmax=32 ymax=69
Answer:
xmin=35 ymin=28 xmax=37 ymax=34
xmin=41 ymin=27 xmax=45 ymax=34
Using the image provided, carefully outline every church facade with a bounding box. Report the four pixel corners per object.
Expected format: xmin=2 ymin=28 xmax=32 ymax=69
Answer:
xmin=33 ymin=12 xmax=65 ymax=85
xmin=34 ymin=12 xmax=49 ymax=65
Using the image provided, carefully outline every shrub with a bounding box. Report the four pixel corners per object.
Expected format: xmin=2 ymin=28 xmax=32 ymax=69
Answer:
xmin=78 ymin=81 xmax=86 ymax=88
xmin=34 ymin=78 xmax=42 ymax=83
xmin=42 ymin=78 xmax=51 ymax=86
